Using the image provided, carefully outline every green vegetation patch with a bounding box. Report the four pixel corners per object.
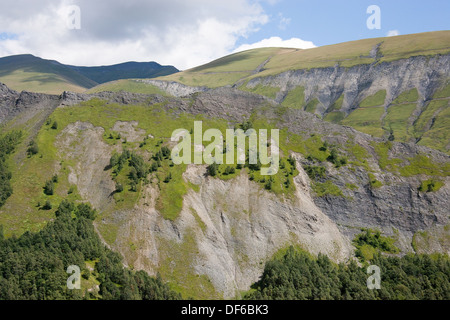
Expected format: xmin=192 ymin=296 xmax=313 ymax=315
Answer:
xmin=418 ymin=179 xmax=444 ymax=192
xmin=432 ymin=82 xmax=450 ymax=99
xmin=328 ymin=94 xmax=344 ymax=112
xmin=190 ymin=208 xmax=207 ymax=233
xmin=311 ymin=180 xmax=344 ymax=197
xmin=392 ymin=88 xmax=419 ymax=104
xmin=303 ymin=165 xmax=326 ymax=181
xmin=344 ymin=140 xmax=371 ymax=171
xmin=87 ymin=79 xmax=170 ymax=95
xmin=281 ymin=86 xmax=305 ymax=109
xmin=399 ymin=154 xmax=450 ymax=177
xmin=414 ymin=100 xmax=448 ymax=134
xmin=415 ymin=100 xmax=450 ymax=154
xmin=0 ymin=131 xmax=22 ymax=208
xmin=370 ymin=141 xmax=401 ymax=171
xmin=384 ymin=103 xmax=416 ymax=142
xmin=345 ymin=183 xmax=358 ymax=190
xmin=304 ymin=99 xmax=319 ymax=114
xmin=0 ymin=69 xmax=88 ymax=94
xmin=324 ymin=111 xmax=345 ymax=123
xmin=353 ymin=228 xmax=399 ymax=261
xmin=368 ymin=173 xmax=383 ymax=188
xmin=341 ymin=106 xmax=385 ymax=137
xmin=189 ymin=47 xmax=279 ymax=73
xmin=371 ymin=141 xmax=449 ymax=177
xmin=360 ymin=90 xmax=386 ymax=108
xmin=241 ymin=83 xmax=280 ymax=99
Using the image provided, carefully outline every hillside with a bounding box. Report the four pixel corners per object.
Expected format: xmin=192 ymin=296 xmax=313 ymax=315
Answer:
xmin=157 ymin=31 xmax=450 ymax=87
xmin=105 ymin=31 xmax=450 ymax=154
xmin=0 ymin=54 xmax=179 ymax=95
xmin=0 ymin=83 xmax=448 ymax=298
xmin=0 ymin=54 xmax=98 ymax=94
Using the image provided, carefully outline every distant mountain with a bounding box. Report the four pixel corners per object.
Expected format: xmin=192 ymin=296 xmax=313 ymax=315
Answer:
xmin=66 ymin=61 xmax=178 ymax=84
xmin=0 ymin=54 xmax=179 ymax=94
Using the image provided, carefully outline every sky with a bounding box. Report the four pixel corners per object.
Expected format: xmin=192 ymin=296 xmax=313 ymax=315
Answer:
xmin=0 ymin=0 xmax=448 ymax=70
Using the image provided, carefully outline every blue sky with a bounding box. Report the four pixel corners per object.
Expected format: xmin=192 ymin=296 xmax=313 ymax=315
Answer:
xmin=0 ymin=0 xmax=448 ymax=69
xmin=240 ymin=0 xmax=450 ymax=47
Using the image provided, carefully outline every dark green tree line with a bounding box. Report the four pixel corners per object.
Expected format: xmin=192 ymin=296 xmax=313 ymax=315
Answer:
xmin=0 ymin=200 xmax=180 ymax=300
xmin=245 ymin=246 xmax=450 ymax=300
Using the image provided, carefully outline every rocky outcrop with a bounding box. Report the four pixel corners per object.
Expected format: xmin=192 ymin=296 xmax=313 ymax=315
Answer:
xmin=139 ymin=79 xmax=209 ymax=97
xmin=0 ymin=84 xmax=60 ymax=139
xmin=244 ymin=54 xmax=450 ymax=116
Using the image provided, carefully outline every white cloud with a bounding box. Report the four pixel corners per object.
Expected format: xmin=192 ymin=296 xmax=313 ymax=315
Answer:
xmin=386 ymin=30 xmax=400 ymax=37
xmin=0 ymin=0 xmax=270 ymax=69
xmin=234 ymin=36 xmax=316 ymax=52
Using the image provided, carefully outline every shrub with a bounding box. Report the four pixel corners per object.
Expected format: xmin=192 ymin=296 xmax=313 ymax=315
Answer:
xmin=161 ymin=146 xmax=171 ymax=159
xmin=287 ymin=155 xmax=296 ymax=166
xmin=223 ymin=166 xmax=236 ymax=175
xmin=27 ymin=140 xmax=39 ymax=156
xmin=239 ymin=121 xmax=253 ymax=131
xmin=264 ymin=177 xmax=274 ymax=190
xmin=43 ymin=180 xmax=54 ymax=195
xmin=150 ymin=161 xmax=158 ymax=172
xmin=207 ymin=163 xmax=219 ymax=177
xmin=42 ymin=200 xmax=52 ymax=210
xmin=163 ymin=172 xmax=172 ymax=183
xmin=303 ymin=165 xmax=326 ymax=180
xmin=418 ymin=179 xmax=444 ymax=192
xmin=110 ymin=153 xmax=120 ymax=167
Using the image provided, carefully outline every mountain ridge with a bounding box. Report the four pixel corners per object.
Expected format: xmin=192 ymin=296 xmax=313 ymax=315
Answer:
xmin=0 ymin=54 xmax=179 ymax=94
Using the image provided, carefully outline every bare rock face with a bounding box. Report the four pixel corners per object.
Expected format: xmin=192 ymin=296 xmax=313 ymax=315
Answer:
xmin=140 ymin=79 xmax=209 ymax=97
xmin=56 ymin=122 xmax=117 ymax=210
xmin=0 ymin=83 xmax=60 ymax=125
xmin=84 ymin=162 xmax=352 ymax=298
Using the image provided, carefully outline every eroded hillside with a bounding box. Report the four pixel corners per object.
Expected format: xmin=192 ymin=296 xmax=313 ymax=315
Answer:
xmin=0 ymin=85 xmax=448 ymax=298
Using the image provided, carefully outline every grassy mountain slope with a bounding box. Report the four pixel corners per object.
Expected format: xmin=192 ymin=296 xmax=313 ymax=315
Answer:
xmin=155 ymin=31 xmax=450 ymax=88
xmin=0 ymin=54 xmax=97 ymax=94
xmin=86 ymin=79 xmax=170 ymax=95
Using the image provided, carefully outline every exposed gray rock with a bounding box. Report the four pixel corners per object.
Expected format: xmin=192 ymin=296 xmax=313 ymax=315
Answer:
xmin=139 ymin=79 xmax=209 ymax=97
xmin=244 ymin=54 xmax=450 ymax=119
